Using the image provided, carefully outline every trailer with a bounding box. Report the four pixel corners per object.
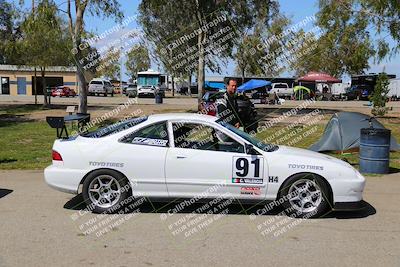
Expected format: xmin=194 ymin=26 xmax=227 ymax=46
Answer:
xmin=388 ymin=79 xmax=400 ymax=100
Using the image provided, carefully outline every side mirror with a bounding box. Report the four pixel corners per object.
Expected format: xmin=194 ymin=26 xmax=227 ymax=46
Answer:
xmin=245 ymin=143 xmax=259 ymax=155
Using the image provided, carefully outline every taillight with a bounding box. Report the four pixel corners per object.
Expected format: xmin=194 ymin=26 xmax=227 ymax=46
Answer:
xmin=52 ymin=150 xmax=63 ymax=161
xmin=208 ymin=109 xmax=216 ymax=116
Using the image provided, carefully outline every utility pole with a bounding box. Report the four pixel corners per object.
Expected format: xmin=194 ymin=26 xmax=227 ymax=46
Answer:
xmin=120 ymin=45 xmax=123 ymax=95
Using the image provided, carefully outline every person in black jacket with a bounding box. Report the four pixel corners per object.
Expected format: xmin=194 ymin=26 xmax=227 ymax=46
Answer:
xmin=216 ymin=78 xmax=242 ymax=128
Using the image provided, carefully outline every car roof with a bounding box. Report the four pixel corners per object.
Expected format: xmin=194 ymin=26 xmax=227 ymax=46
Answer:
xmin=147 ymin=113 xmax=218 ymax=123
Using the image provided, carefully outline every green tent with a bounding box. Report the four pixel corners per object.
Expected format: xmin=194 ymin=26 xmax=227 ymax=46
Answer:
xmin=293 ymin=85 xmax=311 ymax=100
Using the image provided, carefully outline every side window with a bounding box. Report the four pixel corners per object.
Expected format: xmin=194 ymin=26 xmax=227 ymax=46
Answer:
xmin=121 ymin=122 xmax=169 ymax=147
xmin=172 ymin=123 xmax=244 ymax=153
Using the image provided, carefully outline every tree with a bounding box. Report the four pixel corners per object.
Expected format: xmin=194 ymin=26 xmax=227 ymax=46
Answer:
xmin=20 ymin=0 xmax=73 ymax=107
xmin=64 ymin=0 xmax=123 ymax=113
xmin=295 ymin=0 xmax=400 ymax=77
xmin=139 ymin=0 xmax=274 ymax=107
xmin=0 ymin=0 xmax=24 ymax=64
xmin=125 ymin=44 xmax=151 ymax=81
xmin=235 ymin=14 xmax=292 ymax=79
xmin=371 ymin=72 xmax=390 ymax=116
xmin=96 ymin=47 xmax=120 ymax=80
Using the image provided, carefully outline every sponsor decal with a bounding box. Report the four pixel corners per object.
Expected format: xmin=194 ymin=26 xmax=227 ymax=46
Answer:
xmin=232 ymin=178 xmax=263 ymax=184
xmin=240 ymin=187 xmax=261 ymax=195
xmin=89 ymin=161 xmax=124 ymax=168
xmin=268 ymin=176 xmax=279 ymax=183
xmin=132 ymin=137 xmax=168 ymax=147
xmin=288 ymin=164 xmax=324 ymax=171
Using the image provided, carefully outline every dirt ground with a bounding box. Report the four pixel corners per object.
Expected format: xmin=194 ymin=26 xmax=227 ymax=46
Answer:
xmin=2 ymin=94 xmax=400 ymax=123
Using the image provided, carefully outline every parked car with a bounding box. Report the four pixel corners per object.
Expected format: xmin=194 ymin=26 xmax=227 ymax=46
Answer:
xmin=88 ymin=79 xmax=114 ymax=97
xmin=200 ymin=90 xmax=224 ymax=116
xmin=250 ymin=88 xmax=269 ymax=103
xmin=200 ymin=91 xmax=258 ymax=133
xmin=270 ymin=83 xmax=293 ymax=98
xmin=137 ymin=85 xmax=165 ymax=98
xmin=51 ymin=86 xmax=76 ymax=97
xmin=45 ymin=113 xmax=366 ymax=218
xmin=345 ymin=85 xmax=372 ymax=100
xmin=126 ymin=84 xmax=138 ymax=98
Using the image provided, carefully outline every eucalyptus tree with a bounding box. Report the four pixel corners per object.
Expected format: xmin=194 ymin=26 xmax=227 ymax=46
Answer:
xmin=125 ymin=44 xmax=151 ymax=81
xmin=294 ymin=0 xmax=400 ymax=77
xmin=21 ymin=0 xmax=72 ymax=106
xmin=62 ymin=0 xmax=123 ymax=113
xmin=139 ymin=0 xmax=276 ymax=105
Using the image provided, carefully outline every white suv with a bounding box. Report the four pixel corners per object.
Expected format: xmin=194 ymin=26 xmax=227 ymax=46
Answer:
xmin=88 ymin=79 xmax=114 ymax=97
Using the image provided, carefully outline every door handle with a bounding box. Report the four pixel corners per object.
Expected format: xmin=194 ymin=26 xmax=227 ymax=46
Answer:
xmin=176 ymin=155 xmax=186 ymax=159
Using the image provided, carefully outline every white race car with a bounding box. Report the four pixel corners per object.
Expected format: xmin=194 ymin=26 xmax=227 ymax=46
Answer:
xmin=44 ymin=113 xmax=366 ymax=217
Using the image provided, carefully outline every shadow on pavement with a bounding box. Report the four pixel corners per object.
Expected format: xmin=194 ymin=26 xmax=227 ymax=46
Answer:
xmin=0 ymin=189 xmax=13 ymax=199
xmin=327 ymin=200 xmax=376 ymax=219
xmin=64 ymin=194 xmax=375 ymax=219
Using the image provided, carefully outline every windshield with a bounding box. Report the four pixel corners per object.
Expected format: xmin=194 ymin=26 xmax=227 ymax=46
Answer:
xmin=82 ymin=117 xmax=148 ymax=138
xmin=90 ymin=81 xmax=103 ymax=85
xmin=219 ymin=122 xmax=278 ymax=152
xmin=138 ymin=75 xmax=159 ymax=86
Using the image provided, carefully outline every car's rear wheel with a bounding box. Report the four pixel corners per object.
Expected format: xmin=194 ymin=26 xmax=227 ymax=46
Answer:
xmin=82 ymin=170 xmax=130 ymax=213
xmin=280 ymin=173 xmax=332 ymax=218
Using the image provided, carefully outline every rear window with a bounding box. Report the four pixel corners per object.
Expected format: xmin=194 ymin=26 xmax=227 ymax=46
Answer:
xmin=274 ymin=84 xmax=288 ymax=88
xmin=82 ymin=117 xmax=148 ymax=138
xmin=90 ymin=81 xmax=103 ymax=85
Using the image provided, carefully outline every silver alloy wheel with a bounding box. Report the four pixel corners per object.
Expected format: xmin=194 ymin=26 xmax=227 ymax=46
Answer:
xmin=88 ymin=175 xmax=122 ymax=209
xmin=288 ymin=179 xmax=322 ymax=213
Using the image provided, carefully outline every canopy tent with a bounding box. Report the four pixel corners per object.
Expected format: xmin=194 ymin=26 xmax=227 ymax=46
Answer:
xmin=297 ymin=71 xmax=341 ymax=83
xmin=205 ymin=81 xmax=225 ymax=90
xmin=309 ymin=112 xmax=400 ymax=152
xmin=237 ymin=79 xmax=271 ymax=92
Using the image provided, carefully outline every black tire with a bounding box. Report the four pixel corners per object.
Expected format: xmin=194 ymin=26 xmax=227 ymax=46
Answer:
xmin=82 ymin=169 xmax=131 ymax=213
xmin=279 ymin=173 xmax=332 ymax=218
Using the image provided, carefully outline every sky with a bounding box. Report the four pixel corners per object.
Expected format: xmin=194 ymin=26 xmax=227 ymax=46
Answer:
xmin=17 ymin=0 xmax=400 ymax=82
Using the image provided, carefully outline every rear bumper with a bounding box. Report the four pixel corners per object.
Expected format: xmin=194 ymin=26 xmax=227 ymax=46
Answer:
xmin=44 ymin=165 xmax=86 ymax=194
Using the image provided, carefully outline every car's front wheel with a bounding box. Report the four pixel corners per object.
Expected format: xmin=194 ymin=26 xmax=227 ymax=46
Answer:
xmin=82 ymin=170 xmax=130 ymax=213
xmin=280 ymin=173 xmax=332 ymax=218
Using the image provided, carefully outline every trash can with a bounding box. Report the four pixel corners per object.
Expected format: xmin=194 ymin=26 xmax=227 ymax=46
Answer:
xmin=155 ymin=92 xmax=163 ymax=104
xmin=359 ymin=128 xmax=391 ymax=174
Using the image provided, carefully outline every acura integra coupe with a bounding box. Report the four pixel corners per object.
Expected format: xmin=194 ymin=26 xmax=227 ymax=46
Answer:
xmin=44 ymin=113 xmax=365 ymax=217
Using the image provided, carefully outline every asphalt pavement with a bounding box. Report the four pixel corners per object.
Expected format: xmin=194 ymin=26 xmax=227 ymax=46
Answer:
xmin=0 ymin=170 xmax=399 ymax=266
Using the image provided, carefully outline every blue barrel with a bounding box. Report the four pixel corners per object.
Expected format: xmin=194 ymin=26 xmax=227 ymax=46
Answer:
xmin=359 ymin=128 xmax=390 ymax=174
xmin=155 ymin=94 xmax=163 ymax=104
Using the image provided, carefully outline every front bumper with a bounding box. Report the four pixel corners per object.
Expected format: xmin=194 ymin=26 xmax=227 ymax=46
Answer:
xmin=138 ymin=91 xmax=155 ymax=96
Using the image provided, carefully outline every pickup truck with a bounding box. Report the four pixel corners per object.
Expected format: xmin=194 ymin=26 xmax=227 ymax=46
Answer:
xmin=270 ymin=83 xmax=293 ymax=98
xmin=88 ymin=79 xmax=114 ymax=97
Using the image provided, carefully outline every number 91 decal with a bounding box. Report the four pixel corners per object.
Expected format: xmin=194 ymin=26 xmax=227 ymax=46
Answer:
xmin=232 ymin=156 xmax=264 ymax=180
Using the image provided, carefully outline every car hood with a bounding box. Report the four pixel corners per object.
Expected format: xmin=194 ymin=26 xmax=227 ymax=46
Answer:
xmin=273 ymin=145 xmax=353 ymax=168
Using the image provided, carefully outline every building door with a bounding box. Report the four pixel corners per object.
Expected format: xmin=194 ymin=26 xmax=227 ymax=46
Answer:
xmin=0 ymin=77 xmax=10 ymax=94
xmin=17 ymin=77 xmax=26 ymax=95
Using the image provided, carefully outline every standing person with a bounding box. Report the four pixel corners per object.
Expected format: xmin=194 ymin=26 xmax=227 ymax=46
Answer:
xmin=216 ymin=78 xmax=242 ymax=128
